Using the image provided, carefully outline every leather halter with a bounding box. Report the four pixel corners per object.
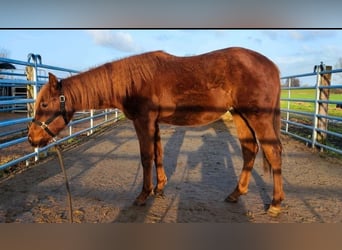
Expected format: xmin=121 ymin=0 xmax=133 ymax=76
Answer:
xmin=31 ymin=80 xmax=68 ymax=138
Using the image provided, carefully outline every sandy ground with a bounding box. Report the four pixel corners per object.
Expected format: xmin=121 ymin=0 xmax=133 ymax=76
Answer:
xmin=0 ymin=117 xmax=341 ymax=223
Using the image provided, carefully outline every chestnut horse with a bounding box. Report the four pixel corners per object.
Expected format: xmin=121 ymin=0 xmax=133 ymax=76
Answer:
xmin=28 ymin=47 xmax=284 ymax=216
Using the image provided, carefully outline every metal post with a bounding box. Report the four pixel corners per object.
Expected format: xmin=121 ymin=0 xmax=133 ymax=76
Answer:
xmin=88 ymin=109 xmax=94 ymax=135
xmin=105 ymin=109 xmax=108 ymax=122
xmin=286 ymin=78 xmax=291 ymax=133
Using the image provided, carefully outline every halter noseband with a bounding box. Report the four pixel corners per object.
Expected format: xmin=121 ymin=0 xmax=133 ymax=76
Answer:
xmin=31 ymin=80 xmax=68 ymax=138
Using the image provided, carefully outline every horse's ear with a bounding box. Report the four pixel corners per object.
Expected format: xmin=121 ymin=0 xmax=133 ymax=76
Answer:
xmin=48 ymin=73 xmax=59 ymax=91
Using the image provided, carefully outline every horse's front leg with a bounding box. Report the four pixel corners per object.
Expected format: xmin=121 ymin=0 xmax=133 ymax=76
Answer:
xmin=132 ymin=118 xmax=157 ymax=206
xmin=153 ymin=123 xmax=168 ymax=196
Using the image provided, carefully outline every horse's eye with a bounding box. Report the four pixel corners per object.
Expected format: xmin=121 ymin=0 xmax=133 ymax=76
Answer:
xmin=41 ymin=102 xmax=48 ymax=108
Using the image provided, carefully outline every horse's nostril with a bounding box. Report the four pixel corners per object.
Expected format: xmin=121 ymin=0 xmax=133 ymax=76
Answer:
xmin=28 ymin=136 xmax=34 ymax=145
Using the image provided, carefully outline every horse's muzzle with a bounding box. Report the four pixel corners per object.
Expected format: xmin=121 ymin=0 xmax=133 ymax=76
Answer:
xmin=27 ymin=134 xmax=50 ymax=147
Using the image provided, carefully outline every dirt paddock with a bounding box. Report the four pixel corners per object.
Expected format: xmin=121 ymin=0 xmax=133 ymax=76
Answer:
xmin=1 ymin=117 xmax=341 ymax=223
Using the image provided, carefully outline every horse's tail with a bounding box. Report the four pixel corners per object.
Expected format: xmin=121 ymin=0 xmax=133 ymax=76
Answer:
xmin=262 ymin=78 xmax=282 ymax=175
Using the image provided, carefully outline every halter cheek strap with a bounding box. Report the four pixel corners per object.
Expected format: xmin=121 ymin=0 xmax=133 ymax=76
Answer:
xmin=32 ymin=119 xmax=58 ymax=137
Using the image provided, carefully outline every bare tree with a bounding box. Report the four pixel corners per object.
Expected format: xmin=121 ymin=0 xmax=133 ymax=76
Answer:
xmin=285 ymin=77 xmax=300 ymax=87
xmin=335 ymin=57 xmax=342 ymax=69
xmin=0 ymin=48 xmax=10 ymax=58
xmin=0 ymin=48 xmax=15 ymax=70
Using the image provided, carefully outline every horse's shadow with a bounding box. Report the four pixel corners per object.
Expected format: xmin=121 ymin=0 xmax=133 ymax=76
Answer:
xmin=113 ymin=119 xmax=269 ymax=222
xmin=0 ymin=119 xmax=272 ymax=223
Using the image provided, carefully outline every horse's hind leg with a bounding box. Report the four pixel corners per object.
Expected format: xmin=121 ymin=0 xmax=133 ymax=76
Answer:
xmin=226 ymin=112 xmax=259 ymax=203
xmin=240 ymin=114 xmax=284 ymax=216
xmin=254 ymin=124 xmax=284 ymax=216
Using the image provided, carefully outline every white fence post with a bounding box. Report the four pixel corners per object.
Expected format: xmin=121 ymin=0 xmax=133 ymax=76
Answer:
xmin=88 ymin=109 xmax=94 ymax=135
xmin=285 ymin=78 xmax=291 ymax=133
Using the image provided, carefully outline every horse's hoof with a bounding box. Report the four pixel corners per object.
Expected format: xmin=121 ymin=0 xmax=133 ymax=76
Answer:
xmin=133 ymin=189 xmax=154 ymax=206
xmin=225 ymin=195 xmax=238 ymax=203
xmin=133 ymin=199 xmax=146 ymax=206
xmin=154 ymin=188 xmax=165 ymax=198
xmin=267 ymin=205 xmax=281 ymax=217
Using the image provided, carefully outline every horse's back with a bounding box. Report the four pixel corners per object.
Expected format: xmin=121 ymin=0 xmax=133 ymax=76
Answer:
xmin=154 ymin=47 xmax=280 ymax=125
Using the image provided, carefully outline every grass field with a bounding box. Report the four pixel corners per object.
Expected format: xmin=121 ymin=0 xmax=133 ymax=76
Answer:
xmin=280 ymin=88 xmax=342 ymax=117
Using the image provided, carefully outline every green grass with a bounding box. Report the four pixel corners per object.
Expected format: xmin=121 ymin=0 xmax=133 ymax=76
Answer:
xmin=281 ymin=89 xmax=342 ymax=117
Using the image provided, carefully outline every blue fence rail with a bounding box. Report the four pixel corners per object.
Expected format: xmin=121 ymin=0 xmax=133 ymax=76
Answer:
xmin=1 ymin=54 xmax=123 ymax=171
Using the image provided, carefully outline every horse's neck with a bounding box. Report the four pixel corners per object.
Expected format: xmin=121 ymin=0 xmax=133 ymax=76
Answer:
xmin=63 ymin=71 xmax=124 ymax=111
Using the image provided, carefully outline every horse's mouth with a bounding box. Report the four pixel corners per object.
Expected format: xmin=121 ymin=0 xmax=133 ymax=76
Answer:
xmin=28 ymin=136 xmax=50 ymax=148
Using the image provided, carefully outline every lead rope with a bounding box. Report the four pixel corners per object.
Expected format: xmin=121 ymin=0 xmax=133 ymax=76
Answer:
xmin=54 ymin=145 xmax=74 ymax=223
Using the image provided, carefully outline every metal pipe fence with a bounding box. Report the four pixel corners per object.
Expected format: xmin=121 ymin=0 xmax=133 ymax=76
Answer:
xmin=280 ymin=63 xmax=342 ymax=155
xmin=0 ymin=54 xmax=123 ymax=171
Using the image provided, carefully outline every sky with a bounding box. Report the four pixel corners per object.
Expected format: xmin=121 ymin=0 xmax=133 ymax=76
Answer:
xmin=1 ymin=29 xmax=342 ymax=83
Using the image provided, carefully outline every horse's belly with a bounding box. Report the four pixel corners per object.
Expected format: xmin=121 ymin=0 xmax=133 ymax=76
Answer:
xmin=158 ymin=88 xmax=231 ymax=126
xmin=159 ymin=108 xmax=225 ymax=126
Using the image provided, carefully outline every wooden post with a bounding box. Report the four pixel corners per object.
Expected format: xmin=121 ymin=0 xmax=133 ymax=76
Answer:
xmin=25 ymin=66 xmax=35 ymax=118
xmin=317 ymin=65 xmax=332 ymax=145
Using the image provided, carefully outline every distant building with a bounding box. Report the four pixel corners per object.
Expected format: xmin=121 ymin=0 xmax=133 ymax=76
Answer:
xmin=0 ymin=62 xmax=16 ymax=97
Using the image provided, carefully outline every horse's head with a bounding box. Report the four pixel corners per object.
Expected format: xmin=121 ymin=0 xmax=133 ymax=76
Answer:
xmin=28 ymin=73 xmax=73 ymax=147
